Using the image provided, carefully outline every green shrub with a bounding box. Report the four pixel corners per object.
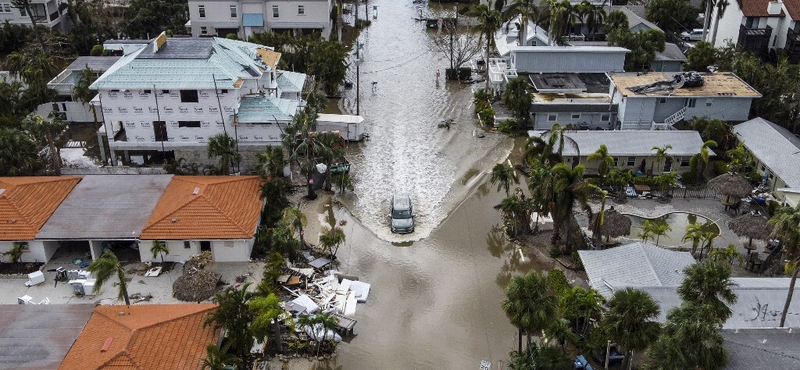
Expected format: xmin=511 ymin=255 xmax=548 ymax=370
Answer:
xmin=681 ymin=170 xmax=696 ymax=184
xmin=766 ymin=200 xmax=781 ymax=217
xmin=713 ymin=161 xmax=729 ymax=176
xmin=90 ymin=45 xmax=104 ymax=56
xmin=477 ymin=107 xmax=495 ymax=125
xmin=549 ymin=245 xmax=561 ymax=258
xmin=571 ymin=251 xmax=584 ymax=270
xmin=548 ymin=269 xmax=571 ymax=295
xmin=498 ymin=119 xmax=516 ymax=134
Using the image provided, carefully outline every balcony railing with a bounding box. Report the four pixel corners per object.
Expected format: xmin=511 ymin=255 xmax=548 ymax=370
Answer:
xmin=786 ymin=29 xmax=800 ymax=62
xmin=738 ymin=24 xmax=772 ymax=57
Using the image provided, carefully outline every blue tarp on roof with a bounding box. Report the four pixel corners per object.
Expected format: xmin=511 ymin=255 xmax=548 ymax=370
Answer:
xmin=243 ymin=13 xmax=264 ymax=27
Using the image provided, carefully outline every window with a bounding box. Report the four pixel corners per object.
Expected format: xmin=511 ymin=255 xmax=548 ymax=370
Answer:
xmin=705 ymin=98 xmax=713 ymax=107
xmin=220 ymin=89 xmax=228 ymax=94
xmin=230 ymin=5 xmax=237 ymax=17
xmin=19 ymin=6 xmax=24 ymax=16
xmin=298 ymin=5 xmax=304 ymax=14
xmin=571 ymin=113 xmax=581 ymax=120
xmin=272 ymin=5 xmax=279 ymax=17
xmin=179 ymin=89 xmax=199 ymax=103
xmin=153 ymin=121 xmax=167 ymax=141
xmin=601 ymin=113 xmax=610 ymax=122
xmin=2 ymin=4 xmax=9 ymax=12
xmin=200 ymin=26 xmax=208 ymax=35
xmin=547 ymin=113 xmax=557 ymax=122
xmin=198 ymin=5 xmax=205 ymax=18
xmin=627 ymin=157 xmax=636 ymax=166
xmin=680 ymin=157 xmax=690 ymax=167
xmin=659 ymin=97 xmax=667 ymax=104
xmin=162 ymin=89 xmax=169 ymax=94
xmin=687 ymin=98 xmax=696 ymax=108
xmin=178 ymin=121 xmax=201 ymax=128
xmin=143 ymin=89 xmax=151 ymax=94
xmin=745 ymin=17 xmax=757 ymax=28
xmin=184 ymin=241 xmax=191 ymax=249
xmin=200 ymin=241 xmax=211 ymax=252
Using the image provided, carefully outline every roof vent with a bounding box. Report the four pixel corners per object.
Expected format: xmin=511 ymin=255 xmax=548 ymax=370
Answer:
xmin=0 ymin=189 xmax=5 ymax=196
xmin=192 ymin=187 xmax=200 ymax=195
xmin=9 ymin=219 xmax=16 ymax=224
xmin=171 ymin=218 xmax=177 ymax=224
xmin=101 ymin=337 xmax=113 ymax=352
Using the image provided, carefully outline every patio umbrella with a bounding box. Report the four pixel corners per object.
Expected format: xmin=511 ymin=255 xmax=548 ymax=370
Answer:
xmin=707 ymin=173 xmax=753 ymax=207
xmin=728 ymin=212 xmax=773 ymax=252
xmin=592 ymin=208 xmax=632 ymax=243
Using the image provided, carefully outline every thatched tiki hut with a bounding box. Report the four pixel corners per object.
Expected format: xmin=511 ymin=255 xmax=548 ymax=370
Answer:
xmin=728 ymin=212 xmax=773 ymax=253
xmin=591 ymin=207 xmax=632 ymax=244
xmin=707 ymin=173 xmax=753 ymax=210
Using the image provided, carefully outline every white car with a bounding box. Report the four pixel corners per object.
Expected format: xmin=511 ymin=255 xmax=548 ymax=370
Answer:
xmin=681 ymin=29 xmax=704 ymax=42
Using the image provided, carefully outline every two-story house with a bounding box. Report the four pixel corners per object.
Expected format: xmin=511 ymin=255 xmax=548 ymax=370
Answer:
xmin=708 ymin=0 xmax=800 ymax=61
xmin=187 ymin=0 xmax=333 ymax=39
xmin=0 ymin=0 xmax=67 ymax=30
xmin=91 ymin=34 xmax=304 ymax=168
xmin=608 ymin=71 xmax=761 ymax=130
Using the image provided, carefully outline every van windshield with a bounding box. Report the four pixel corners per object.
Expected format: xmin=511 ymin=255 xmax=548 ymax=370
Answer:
xmin=392 ymin=208 xmax=412 ymax=219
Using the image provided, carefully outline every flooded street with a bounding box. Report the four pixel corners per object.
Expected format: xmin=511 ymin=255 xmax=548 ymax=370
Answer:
xmin=317 ymin=1 xmax=544 ymax=368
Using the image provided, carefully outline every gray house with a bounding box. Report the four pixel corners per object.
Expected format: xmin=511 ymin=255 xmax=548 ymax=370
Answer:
xmin=528 ymin=73 xmax=617 ymax=130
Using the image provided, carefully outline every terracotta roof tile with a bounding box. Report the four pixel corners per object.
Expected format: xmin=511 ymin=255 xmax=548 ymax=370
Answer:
xmin=784 ymin=0 xmax=800 ymax=19
xmin=59 ymin=304 xmax=219 ymax=370
xmin=140 ymin=176 xmax=263 ymax=240
xmin=741 ymin=0 xmax=785 ymax=17
xmin=0 ymin=177 xmax=81 ymax=240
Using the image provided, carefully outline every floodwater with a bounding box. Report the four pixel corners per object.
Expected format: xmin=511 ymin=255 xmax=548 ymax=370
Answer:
xmin=314 ymin=0 xmax=544 ymax=368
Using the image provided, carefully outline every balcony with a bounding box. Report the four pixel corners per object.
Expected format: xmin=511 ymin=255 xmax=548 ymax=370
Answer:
xmin=738 ymin=24 xmax=772 ymax=58
xmin=786 ymin=29 xmax=800 ymax=63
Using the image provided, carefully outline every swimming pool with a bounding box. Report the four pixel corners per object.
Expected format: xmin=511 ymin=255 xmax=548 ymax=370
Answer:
xmin=626 ymin=212 xmax=720 ymax=247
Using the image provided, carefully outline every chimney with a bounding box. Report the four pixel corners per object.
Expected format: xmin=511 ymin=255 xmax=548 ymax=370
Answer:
xmin=768 ymin=1 xmax=783 ymax=16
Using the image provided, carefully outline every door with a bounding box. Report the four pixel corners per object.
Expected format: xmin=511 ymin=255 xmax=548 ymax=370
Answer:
xmin=200 ymin=241 xmax=211 ymax=252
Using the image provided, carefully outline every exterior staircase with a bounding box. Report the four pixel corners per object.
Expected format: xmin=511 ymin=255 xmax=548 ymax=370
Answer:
xmin=651 ymin=106 xmax=687 ymax=130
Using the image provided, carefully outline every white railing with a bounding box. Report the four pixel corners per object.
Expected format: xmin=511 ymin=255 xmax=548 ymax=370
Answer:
xmin=650 ymin=106 xmax=687 ymax=130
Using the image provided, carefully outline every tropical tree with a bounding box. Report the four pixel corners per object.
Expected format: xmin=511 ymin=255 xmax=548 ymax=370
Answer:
xmin=725 ymin=141 xmax=752 ymax=174
xmin=207 ymin=133 xmax=241 ymax=175
xmin=768 ymin=205 xmax=800 ymax=327
xmin=509 ymin=342 xmax=572 ymax=370
xmin=587 ymin=144 xmax=614 ymax=179
xmin=546 ymin=0 xmax=578 ymax=45
xmin=691 ymin=140 xmax=717 ymax=184
xmin=466 ymin=2 xmax=502 ymax=83
xmin=249 ymin=292 xmax=288 ymax=353
xmin=22 ymin=112 xmax=67 ymax=172
xmin=201 ymin=344 xmax=241 ymax=370
xmin=551 ymin=163 xmax=596 ymax=251
xmin=608 ymin=28 xmax=666 ymax=71
xmin=298 ymin=312 xmax=340 ymax=355
xmin=651 ymin=222 xmax=672 ymax=246
xmin=580 ymin=1 xmax=606 ymax=39
xmin=500 ymin=191 xmax=535 ymax=236
xmin=491 ymin=162 xmax=520 ymax=197
xmin=316 ymin=132 xmax=345 ymax=191
xmin=528 ymin=159 xmax=555 ymax=232
xmin=651 ymin=144 xmax=672 ymax=174
xmin=648 ymin=303 xmax=728 ymax=370
xmin=281 ymin=207 xmax=308 ymax=247
xmin=502 ymin=270 xmax=558 ymax=352
xmin=682 ymin=221 xmax=706 ymax=256
xmin=638 ymin=220 xmax=655 ymax=242
xmin=645 ymin=0 xmax=697 ymax=33
xmin=0 ymin=127 xmax=38 ymax=176
xmin=709 ymin=244 xmax=745 ymax=266
xmin=559 ymin=286 xmax=606 ymax=335
xmin=260 ymin=177 xmax=290 ymax=225
xmin=150 ymin=240 xmax=169 ymax=264
xmin=319 ymin=226 xmax=346 ymax=260
xmin=503 ymin=77 xmax=533 ymax=128
xmin=603 ymin=287 xmax=661 ymax=370
xmin=1 ymin=242 xmax=28 ymax=264
xmin=685 ymin=41 xmax=717 ymax=72
xmin=10 ymin=0 xmax=44 ymax=51
xmin=204 ymin=284 xmax=255 ymax=362
xmin=86 ymin=250 xmax=131 ymax=306
xmin=332 ymin=171 xmax=354 ymax=194
xmin=504 ymin=0 xmax=542 ymax=46
xmin=255 ymin=146 xmax=287 ymax=179
xmin=604 ymin=10 xmax=629 ymax=33
xmin=678 ymin=260 xmax=737 ymax=323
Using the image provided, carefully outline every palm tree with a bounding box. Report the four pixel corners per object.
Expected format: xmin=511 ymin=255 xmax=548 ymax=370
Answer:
xmin=281 ymin=207 xmax=308 ymax=247
xmin=550 ymin=163 xmax=596 ymax=251
xmin=652 ymin=222 xmax=672 ymax=247
xmin=559 ymin=286 xmax=606 ymax=335
xmin=502 ymin=270 xmax=558 ymax=352
xmin=692 ymin=140 xmax=717 ymax=184
xmin=651 ymin=144 xmax=672 ymax=174
xmin=604 ymin=10 xmax=629 ymax=33
xmin=204 ymin=284 xmax=255 ymax=362
xmin=201 ymin=344 xmax=241 ymax=370
xmin=0 ymin=127 xmax=38 ymax=176
xmin=316 ymin=131 xmax=345 ymax=191
xmin=504 ymin=0 xmax=542 ymax=46
xmin=255 ymin=145 xmax=287 ymax=179
xmin=466 ymin=2 xmax=502 ymax=83
xmin=709 ymin=244 xmax=745 ymax=267
xmin=638 ymin=220 xmax=655 ymax=242
xmin=207 ymin=133 xmax=241 ymax=175
xmin=150 ymin=240 xmax=169 ymax=264
xmin=500 ymin=192 xmax=534 ymax=236
xmin=509 ymin=342 xmax=572 ymax=370
xmin=332 ymin=171 xmax=354 ymax=194
xmin=603 ymin=287 xmax=661 ymax=370
xmin=249 ymin=292 xmax=288 ymax=353
xmin=682 ymin=221 xmax=705 ymax=256
xmin=678 ymin=260 xmax=737 ymax=323
xmin=544 ymin=318 xmax=577 ymax=353
xmin=1 ymin=242 xmax=28 ymax=264
xmin=490 ymin=162 xmax=519 ymax=196
xmin=587 ymin=144 xmax=614 ymax=179
xmin=22 ymin=112 xmax=67 ymax=172
xmin=313 ymin=312 xmax=340 ymax=355
xmin=768 ymin=205 xmax=800 ymax=327
xmin=525 ymin=124 xmax=578 ymax=167
xmin=583 ymin=2 xmax=606 ymax=39
xmin=72 ymin=66 xmax=98 ymax=104
xmin=647 ymin=303 xmax=728 ymax=370
xmin=546 ymin=0 xmax=578 ymax=45
xmin=528 ymin=159 xmax=555 ymax=233
xmin=86 ymin=250 xmax=131 ymax=306
xmin=10 ymin=0 xmax=45 ymax=51
xmin=319 ymin=226 xmax=346 ymax=260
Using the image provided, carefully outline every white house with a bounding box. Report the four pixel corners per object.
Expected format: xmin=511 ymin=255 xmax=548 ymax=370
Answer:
xmin=43 ymin=56 xmax=120 ymax=124
xmin=707 ymin=0 xmax=800 ymax=61
xmin=733 ymin=117 xmax=800 ymax=206
xmin=186 ymin=0 xmax=333 ymax=39
xmin=608 ymin=71 xmax=761 ymax=130
xmin=91 ymin=34 xmax=303 ymax=168
xmin=0 ymin=0 xmax=68 ymax=31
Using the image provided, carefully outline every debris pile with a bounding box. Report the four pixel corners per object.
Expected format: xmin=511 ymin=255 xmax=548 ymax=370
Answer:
xmin=172 ymin=252 xmax=221 ymax=302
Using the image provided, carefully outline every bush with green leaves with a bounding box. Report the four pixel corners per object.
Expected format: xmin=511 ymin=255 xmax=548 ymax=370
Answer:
xmin=498 ymin=119 xmax=516 ymax=134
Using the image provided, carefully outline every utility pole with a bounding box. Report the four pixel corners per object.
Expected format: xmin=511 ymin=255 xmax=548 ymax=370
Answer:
xmin=356 ymin=0 xmax=360 ymax=115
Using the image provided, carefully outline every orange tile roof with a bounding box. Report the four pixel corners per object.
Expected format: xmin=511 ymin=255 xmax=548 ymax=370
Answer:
xmin=0 ymin=177 xmax=81 ymax=240
xmin=59 ymin=304 xmax=219 ymax=370
xmin=140 ymin=176 xmax=263 ymax=240
xmin=741 ymin=0 xmax=785 ymax=17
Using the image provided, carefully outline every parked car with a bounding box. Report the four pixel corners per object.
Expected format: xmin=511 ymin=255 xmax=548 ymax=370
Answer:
xmin=390 ymin=194 xmax=414 ymax=234
xmin=681 ymin=29 xmax=704 ymax=41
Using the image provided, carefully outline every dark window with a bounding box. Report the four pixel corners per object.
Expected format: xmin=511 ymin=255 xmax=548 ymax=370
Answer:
xmin=162 ymin=90 xmax=169 ymax=94
xmin=184 ymin=241 xmax=191 ymax=249
xmin=143 ymin=89 xmax=151 ymax=94
xmin=745 ymin=17 xmax=756 ymax=28
xmin=220 ymin=89 xmax=228 ymax=94
xmin=680 ymin=157 xmax=690 ymax=167
xmin=179 ymin=90 xmax=199 ymax=103
xmin=199 ymin=5 xmax=206 ymax=18
xmin=153 ymin=121 xmax=167 ymax=141
xmin=178 ymin=121 xmax=201 ymax=128
xmin=627 ymin=157 xmax=636 ymax=166
xmin=687 ymin=98 xmax=696 ymax=108
xmin=200 ymin=241 xmax=211 ymax=251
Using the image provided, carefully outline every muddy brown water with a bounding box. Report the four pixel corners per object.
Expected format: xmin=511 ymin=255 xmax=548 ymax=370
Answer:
xmin=313 ymin=1 xmax=551 ymax=368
